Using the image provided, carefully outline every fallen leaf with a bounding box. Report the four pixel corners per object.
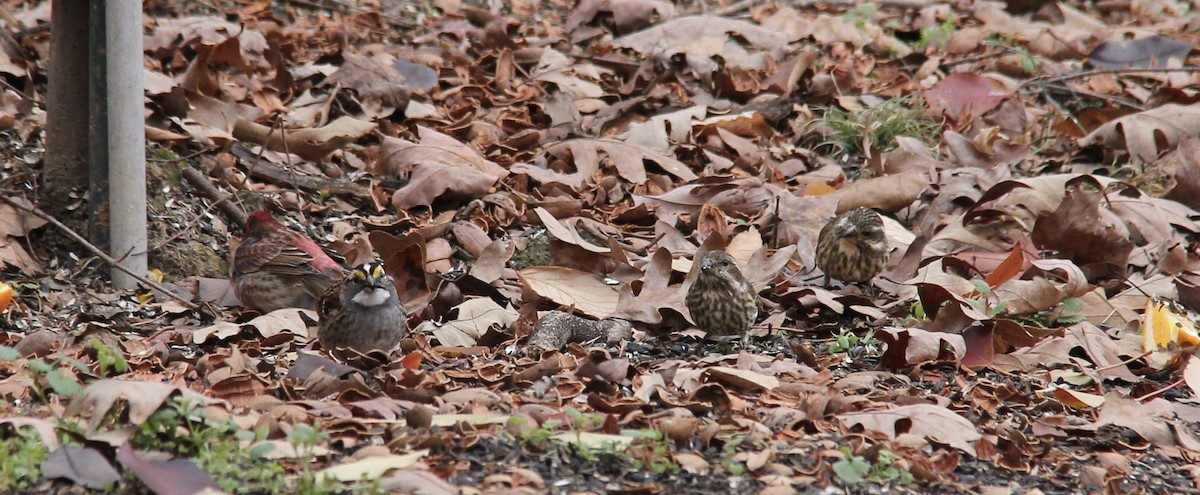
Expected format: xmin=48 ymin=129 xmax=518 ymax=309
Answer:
xmin=319 ymin=451 xmax=429 ymax=482
xmin=518 ymin=266 xmax=620 ymax=318
xmin=839 ymin=404 xmax=981 ymax=455
xmin=41 ymin=445 xmax=121 ymax=489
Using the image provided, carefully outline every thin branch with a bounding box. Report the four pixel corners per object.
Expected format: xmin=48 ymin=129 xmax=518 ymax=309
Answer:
xmin=1135 ymin=375 xmax=1185 ymax=402
xmin=713 ymin=0 xmax=760 ymax=16
xmin=1041 ymin=82 xmax=1144 ymax=110
xmin=147 ymin=147 xmax=212 ymax=163
xmin=180 ymin=166 xmax=248 ymax=228
xmin=1093 ymin=349 xmax=1152 ymax=372
xmin=1019 ymin=67 xmax=1200 ymax=91
xmin=0 ymin=195 xmax=202 ymax=311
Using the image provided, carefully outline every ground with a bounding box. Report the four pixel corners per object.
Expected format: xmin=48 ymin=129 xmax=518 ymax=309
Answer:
xmin=1 ymin=0 xmax=1200 ymax=494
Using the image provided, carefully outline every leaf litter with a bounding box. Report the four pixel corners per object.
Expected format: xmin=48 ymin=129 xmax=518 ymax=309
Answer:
xmin=0 ymin=0 xmax=1199 ymax=493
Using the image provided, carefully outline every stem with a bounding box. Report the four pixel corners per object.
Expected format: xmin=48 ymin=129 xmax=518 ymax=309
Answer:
xmin=0 ymin=195 xmax=201 ymax=311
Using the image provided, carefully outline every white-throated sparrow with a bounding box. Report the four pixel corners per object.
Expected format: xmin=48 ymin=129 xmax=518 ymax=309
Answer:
xmin=317 ymin=262 xmax=407 ymax=355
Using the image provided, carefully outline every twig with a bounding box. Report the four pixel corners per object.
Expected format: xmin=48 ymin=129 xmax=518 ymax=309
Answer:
xmin=1018 ymin=67 xmax=1200 ymax=91
xmin=0 ymin=78 xmax=42 ymax=105
xmin=230 ymin=144 xmax=372 ymax=199
xmin=940 ymin=51 xmax=1008 ymax=69
xmin=0 ymin=195 xmax=202 ymax=311
xmin=147 ymin=148 xmax=212 ymax=163
xmin=713 ymin=0 xmax=760 ymax=16
xmin=1135 ymin=375 xmax=1185 ymax=401
xmin=1041 ymin=82 xmax=1143 ymax=110
xmin=1039 ymin=90 xmax=1087 ymax=137
xmin=1093 ymin=349 xmax=1152 ymax=372
xmin=180 ymin=167 xmax=248 ymax=228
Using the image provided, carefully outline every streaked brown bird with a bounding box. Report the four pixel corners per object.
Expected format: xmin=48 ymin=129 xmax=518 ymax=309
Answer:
xmin=317 ymin=262 xmax=408 ymax=355
xmin=230 ymin=211 xmax=345 ymax=313
xmin=815 ymin=207 xmax=888 ymax=286
xmin=685 ymin=250 xmax=758 ymax=338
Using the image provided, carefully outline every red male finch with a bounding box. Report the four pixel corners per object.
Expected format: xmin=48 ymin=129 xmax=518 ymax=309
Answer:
xmin=230 ymin=211 xmax=345 ymax=313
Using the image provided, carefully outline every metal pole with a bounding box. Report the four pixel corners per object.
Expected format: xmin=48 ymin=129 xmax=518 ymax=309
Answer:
xmin=107 ymin=1 xmax=147 ymax=289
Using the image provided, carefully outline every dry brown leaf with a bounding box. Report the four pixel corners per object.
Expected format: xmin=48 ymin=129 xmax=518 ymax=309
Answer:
xmin=376 ymin=127 xmax=508 ymax=208
xmin=65 ymin=380 xmax=212 ymax=433
xmin=704 ymin=366 xmax=779 ymax=392
xmin=822 ymin=170 xmax=929 ymax=214
xmin=42 ymin=446 xmax=121 ymax=490
xmin=611 ymin=248 xmax=683 ymax=325
xmin=323 ymin=52 xmax=412 ymax=118
xmin=422 ymin=298 xmax=518 ymax=347
xmin=1080 ymin=104 xmax=1200 ymax=162
xmin=1094 ymin=393 xmax=1177 ymax=447
xmin=614 ymin=15 xmax=787 ymax=71
xmin=319 ymin=451 xmax=429 ymax=482
xmin=117 ymin=443 xmax=224 ymax=495
xmin=518 ymin=266 xmax=620 ymax=318
xmin=233 ymin=116 xmax=377 ymax=161
xmin=838 ymin=404 xmax=982 ymax=455
xmin=545 ymin=138 xmax=698 ymax=185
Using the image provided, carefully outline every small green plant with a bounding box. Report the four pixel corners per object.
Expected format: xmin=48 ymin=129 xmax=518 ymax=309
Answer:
xmin=914 ymin=15 xmax=957 ymax=51
xmin=511 ymin=416 xmax=559 ymax=449
xmin=132 ymin=397 xmax=286 ymax=494
xmin=9 ymin=281 xmax=39 ymax=295
xmin=0 ymin=428 xmax=50 ymax=491
xmin=564 ymin=407 xmax=607 ymax=433
xmin=0 ymin=345 xmax=18 ymax=362
xmin=833 ymin=447 xmax=914 ymax=485
xmin=965 ymin=279 xmax=1007 ymax=317
xmin=1014 ymin=297 xmax=1086 ymax=328
xmin=907 ymin=300 xmax=927 ymax=324
xmin=983 ymin=37 xmax=1040 ymax=73
xmin=622 ymin=429 xmax=680 ymax=476
xmin=28 ymin=357 xmax=84 ymax=404
xmin=967 ymin=280 xmax=1085 ymax=327
xmin=719 ymin=436 xmax=747 ymax=476
xmin=89 ymin=339 xmax=128 ymax=378
xmin=0 ymin=345 xmax=90 ymax=405
xmin=843 ymin=4 xmax=877 ymax=28
xmin=288 ymin=422 xmax=346 ymax=495
xmin=821 ymin=98 xmax=941 ymax=157
xmin=832 ymin=448 xmax=871 ymax=484
xmin=828 ymin=329 xmax=881 ymax=354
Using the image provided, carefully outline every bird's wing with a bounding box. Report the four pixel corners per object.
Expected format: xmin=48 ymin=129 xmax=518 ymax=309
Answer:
xmin=316 ymin=279 xmax=344 ymax=320
xmin=236 ymin=230 xmax=330 ymax=277
xmin=232 ymin=235 xmax=285 ymax=276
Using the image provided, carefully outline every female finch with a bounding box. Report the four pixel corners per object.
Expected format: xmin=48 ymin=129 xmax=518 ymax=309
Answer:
xmin=815 ymin=207 xmax=888 ymax=286
xmin=685 ymin=250 xmax=758 ymax=338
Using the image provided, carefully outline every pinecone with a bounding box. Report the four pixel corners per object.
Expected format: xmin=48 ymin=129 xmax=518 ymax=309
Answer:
xmin=231 ymin=211 xmax=345 ymax=313
xmin=815 ymin=207 xmax=888 ymax=285
xmin=685 ymin=250 xmax=758 ymax=337
xmin=317 ymin=262 xmax=408 ymax=355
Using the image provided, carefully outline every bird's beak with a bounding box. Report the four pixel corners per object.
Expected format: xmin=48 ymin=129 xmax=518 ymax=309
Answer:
xmin=840 ymin=224 xmax=858 ymax=238
xmin=700 ymin=258 xmax=713 ymax=271
xmin=364 ymin=273 xmax=382 ymax=288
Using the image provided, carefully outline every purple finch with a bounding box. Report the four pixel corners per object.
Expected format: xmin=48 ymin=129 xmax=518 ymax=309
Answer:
xmin=230 ymin=211 xmax=344 ymax=313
